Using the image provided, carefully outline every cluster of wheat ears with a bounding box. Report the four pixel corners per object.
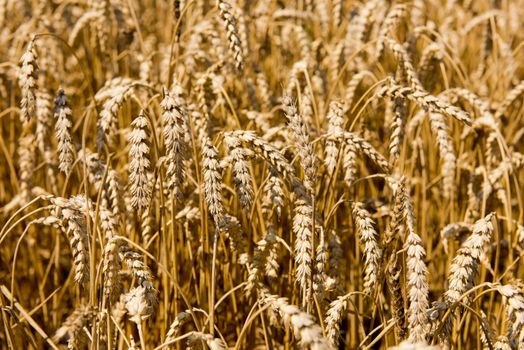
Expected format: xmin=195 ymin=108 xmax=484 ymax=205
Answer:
xmin=1 ymin=0 xmax=524 ymax=349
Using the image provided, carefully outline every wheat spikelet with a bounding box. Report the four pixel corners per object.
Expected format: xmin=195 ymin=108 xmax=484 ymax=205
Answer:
xmin=220 ymin=213 xmax=246 ymax=254
xmin=376 ymin=4 xmax=407 ymax=60
xmin=94 ymin=77 xmax=135 ymax=101
xmin=344 ymin=0 xmax=378 ymax=57
xmin=312 ymin=1 xmax=329 ymax=37
xmin=103 ymin=237 xmax=122 ymax=299
xmin=50 ymin=196 xmax=90 ymax=285
xmin=128 ymin=110 xmax=152 ymax=213
xmin=380 ymin=77 xmax=472 ymax=126
xmin=293 ymin=191 xmax=314 ymax=307
xmin=332 ymin=0 xmax=343 ymax=29
xmin=18 ymin=133 xmax=36 ymax=201
xmin=246 ymin=229 xmax=279 ymax=294
xmin=343 ymin=70 xmax=373 ymax=113
xmin=325 ymin=293 xmax=354 ymax=347
xmin=222 ymin=130 xmax=295 ymax=179
xmin=195 ymin=64 xmax=222 ymax=128
xmin=383 ymin=37 xmax=422 ymax=91
xmin=272 ymin=8 xmax=312 ymax=21
xmin=352 ymin=202 xmax=381 ymax=295
xmin=202 ymin=136 xmax=225 ymax=229
xmin=387 ymin=252 xmax=407 ymax=341
xmin=328 ymin=231 xmax=343 ymax=284
xmin=446 ymin=89 xmax=491 ymax=120
xmin=67 ymin=10 xmax=102 ymax=46
xmin=328 ymin=41 xmax=345 ymax=86
xmin=36 ymin=91 xmax=58 ymax=192
xmin=342 ymin=140 xmax=358 ymax=187
xmin=314 ymin=227 xmax=329 ymax=300
xmin=434 ymin=213 xmax=495 ymax=341
xmin=161 ymin=85 xmax=188 ymax=202
xmin=417 ymin=43 xmax=444 ymax=88
xmin=224 ymin=132 xmax=254 ymax=212
xmin=187 ymin=332 xmax=227 ymax=350
xmin=428 ymin=113 xmax=456 ymax=199
xmin=478 ymin=310 xmax=495 ymax=350
xmin=286 ymin=60 xmax=308 ymax=96
xmin=388 ymin=95 xmax=407 ymax=164
xmin=331 ymin=131 xmax=390 ymax=173
xmin=19 ymin=37 xmax=38 ymax=125
xmin=0 ymin=0 xmax=5 ymax=29
xmin=324 ymin=101 xmax=344 ymax=176
xmin=165 ymin=311 xmax=190 ymax=341
xmin=255 ymin=70 xmax=272 ymax=111
xmin=382 ymin=177 xmax=408 ymax=340
xmin=78 ymin=148 xmax=123 ymax=224
xmin=399 ymin=178 xmax=429 ymax=343
xmin=287 ymin=24 xmax=311 ymax=61
xmin=233 ymin=5 xmax=249 ymax=59
xmin=495 ymin=80 xmax=524 ymax=120
xmin=120 ymin=241 xmax=153 ymax=285
xmin=496 ymin=284 xmax=524 ymax=344
xmin=263 ymin=292 xmax=334 ymax=350
xmin=91 ymin=1 xmax=110 ymax=57
xmin=35 ymin=90 xmax=52 ymax=154
xmin=266 ymin=236 xmax=280 ymax=280
xmin=123 ymin=283 xmax=158 ymax=324
xmin=97 ymin=84 xmax=136 ymax=151
xmin=262 ymin=167 xmax=285 ymax=219
xmin=217 ymin=0 xmax=244 ymax=72
xmin=53 ymin=305 xmax=96 ymax=350
xmin=299 ymin=92 xmax=315 ymax=132
xmin=493 ymin=337 xmax=512 ymax=350
xmin=54 ymin=89 xmax=75 ymax=175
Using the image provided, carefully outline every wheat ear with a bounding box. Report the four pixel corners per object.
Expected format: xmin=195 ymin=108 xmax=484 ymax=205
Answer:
xmin=128 ymin=110 xmax=152 ymax=213
xmin=54 ymin=89 xmax=75 ymax=175
xmin=217 ymin=0 xmax=244 ymax=72
xmin=19 ymin=37 xmax=38 ymax=125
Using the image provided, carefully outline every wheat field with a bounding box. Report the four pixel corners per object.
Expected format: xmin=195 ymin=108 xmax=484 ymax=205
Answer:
xmin=1 ymin=0 xmax=524 ymax=349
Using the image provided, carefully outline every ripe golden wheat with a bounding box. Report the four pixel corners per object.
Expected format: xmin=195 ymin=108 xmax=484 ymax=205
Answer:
xmin=1 ymin=1 xmax=524 ymax=349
